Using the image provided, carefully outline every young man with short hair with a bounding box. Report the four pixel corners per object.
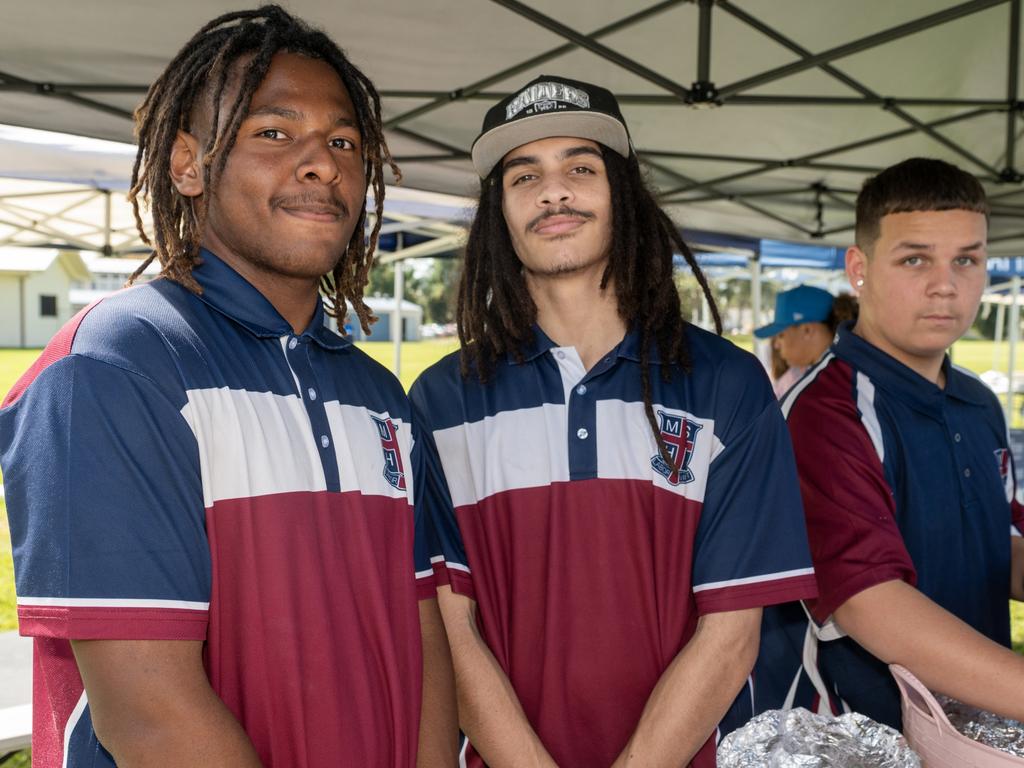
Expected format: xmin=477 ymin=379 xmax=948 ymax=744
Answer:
xmin=781 ymin=157 xmax=1024 ymax=728
xmin=0 ymin=7 xmax=455 ymax=766
xmin=411 ymin=75 xmax=817 ymax=768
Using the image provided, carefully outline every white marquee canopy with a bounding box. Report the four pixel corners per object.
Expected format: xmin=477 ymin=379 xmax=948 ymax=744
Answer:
xmin=1 ymin=0 xmax=1024 ymax=253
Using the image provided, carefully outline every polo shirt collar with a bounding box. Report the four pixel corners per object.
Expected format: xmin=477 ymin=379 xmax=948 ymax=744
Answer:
xmin=832 ymin=322 xmax=986 ymax=416
xmin=510 ymin=325 xmax=558 ymax=363
xmin=509 ymin=326 xmax=660 ymax=365
xmin=943 ymin=360 xmax=992 ymax=406
xmin=616 ymin=328 xmax=662 ymax=365
xmin=191 ymin=248 xmax=351 ymax=351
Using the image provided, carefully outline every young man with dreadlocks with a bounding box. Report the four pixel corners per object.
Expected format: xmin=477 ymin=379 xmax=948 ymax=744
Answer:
xmin=409 ymin=75 xmax=817 ymax=768
xmin=0 ymin=7 xmax=455 ymax=767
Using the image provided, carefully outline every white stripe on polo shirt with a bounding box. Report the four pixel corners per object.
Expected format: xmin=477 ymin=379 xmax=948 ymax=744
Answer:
xmin=433 ymin=403 xmax=570 ymax=508
xmin=855 ymin=371 xmax=885 ymax=462
xmin=181 ymin=388 xmax=411 ymax=506
xmin=596 ymin=399 xmax=722 ymax=500
xmin=17 ymin=596 xmax=210 ymax=610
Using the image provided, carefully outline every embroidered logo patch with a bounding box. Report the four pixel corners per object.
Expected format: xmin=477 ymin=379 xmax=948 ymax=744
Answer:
xmin=995 ymin=447 xmax=1011 ymax=483
xmin=505 ymin=81 xmax=590 ymax=120
xmin=372 ymin=415 xmax=406 ymax=491
xmin=650 ymin=410 xmax=702 ymax=485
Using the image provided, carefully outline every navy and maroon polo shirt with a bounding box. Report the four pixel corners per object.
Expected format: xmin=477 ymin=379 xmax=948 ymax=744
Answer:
xmin=782 ymin=323 xmax=1024 ymax=728
xmin=0 ymin=249 xmax=434 ymax=767
xmin=412 ymin=324 xmax=817 ymax=768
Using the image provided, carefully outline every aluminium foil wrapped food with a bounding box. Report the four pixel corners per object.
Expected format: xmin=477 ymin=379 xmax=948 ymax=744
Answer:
xmin=717 ymin=708 xmax=920 ymax=767
xmin=937 ymin=695 xmax=1024 ymax=759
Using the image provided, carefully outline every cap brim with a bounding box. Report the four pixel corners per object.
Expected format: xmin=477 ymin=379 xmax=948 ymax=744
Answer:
xmin=471 ymin=112 xmax=630 ymax=178
xmin=753 ymin=321 xmax=789 ymax=339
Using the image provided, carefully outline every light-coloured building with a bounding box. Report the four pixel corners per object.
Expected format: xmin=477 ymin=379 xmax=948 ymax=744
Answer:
xmin=1 ymin=249 xmax=424 ymax=348
xmin=70 ymin=254 xmax=160 ymax=312
xmin=76 ymin=257 xmax=424 ymax=342
xmin=0 ymin=247 xmax=90 ymax=347
xmin=337 ymin=297 xmax=423 ymax=342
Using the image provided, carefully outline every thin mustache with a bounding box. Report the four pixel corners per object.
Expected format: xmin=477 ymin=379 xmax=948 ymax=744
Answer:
xmin=272 ymin=193 xmax=350 ymax=219
xmin=527 ymin=206 xmax=595 ymax=233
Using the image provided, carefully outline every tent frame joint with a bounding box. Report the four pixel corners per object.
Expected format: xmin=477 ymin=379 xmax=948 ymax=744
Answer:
xmin=999 ymin=167 xmax=1024 ymax=184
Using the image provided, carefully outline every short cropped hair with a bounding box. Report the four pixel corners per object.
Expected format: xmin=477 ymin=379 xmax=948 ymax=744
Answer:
xmin=854 ymin=157 xmax=989 ymax=252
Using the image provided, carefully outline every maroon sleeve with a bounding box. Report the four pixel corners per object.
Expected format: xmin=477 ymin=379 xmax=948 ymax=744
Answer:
xmin=1012 ymin=497 xmax=1024 ymax=536
xmin=786 ymin=362 xmax=916 ymax=623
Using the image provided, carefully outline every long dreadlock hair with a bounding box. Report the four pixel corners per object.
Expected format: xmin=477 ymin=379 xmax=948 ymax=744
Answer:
xmin=457 ymin=145 xmax=722 ymax=468
xmin=126 ymin=5 xmax=399 ymax=332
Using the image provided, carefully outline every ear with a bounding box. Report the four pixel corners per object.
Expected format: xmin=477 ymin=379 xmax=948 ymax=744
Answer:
xmin=169 ymin=130 xmax=204 ymax=198
xmin=845 ymin=245 xmax=867 ymax=294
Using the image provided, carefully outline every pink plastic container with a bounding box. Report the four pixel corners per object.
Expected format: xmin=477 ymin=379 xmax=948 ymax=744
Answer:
xmin=890 ymin=664 xmax=1024 ymax=768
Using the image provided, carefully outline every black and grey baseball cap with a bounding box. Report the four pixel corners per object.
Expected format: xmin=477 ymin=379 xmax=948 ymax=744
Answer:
xmin=470 ymin=75 xmax=632 ymax=178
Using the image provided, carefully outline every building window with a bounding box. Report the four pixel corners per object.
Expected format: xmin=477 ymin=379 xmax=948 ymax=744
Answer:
xmin=40 ymin=295 xmax=57 ymax=317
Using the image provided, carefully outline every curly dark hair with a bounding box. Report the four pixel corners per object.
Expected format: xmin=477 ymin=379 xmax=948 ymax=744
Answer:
xmin=457 ymin=145 xmax=721 ymax=467
xmin=126 ymin=4 xmax=398 ymax=332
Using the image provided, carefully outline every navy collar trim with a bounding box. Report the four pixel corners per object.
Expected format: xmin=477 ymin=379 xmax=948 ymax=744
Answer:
xmin=509 ymin=326 xmax=558 ymax=363
xmin=509 ymin=326 xmax=660 ymax=365
xmin=616 ymin=329 xmax=663 ymax=364
xmin=833 ymin=322 xmax=987 ymax=414
xmin=191 ymin=249 xmax=350 ymax=351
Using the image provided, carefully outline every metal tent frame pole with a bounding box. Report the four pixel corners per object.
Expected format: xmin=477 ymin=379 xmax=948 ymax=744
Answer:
xmin=1009 ymin=276 xmax=1021 ymax=421
xmin=3 ymin=0 xmax=1024 ymax=249
xmin=750 ymin=254 xmax=762 ymax=357
xmin=995 ymin=300 xmax=1007 ymax=372
xmin=392 ymin=233 xmax=405 ymax=378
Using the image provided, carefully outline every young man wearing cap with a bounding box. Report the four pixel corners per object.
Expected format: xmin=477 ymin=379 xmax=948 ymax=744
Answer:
xmin=781 ymin=157 xmax=1024 ymax=728
xmin=411 ymin=75 xmax=817 ymax=768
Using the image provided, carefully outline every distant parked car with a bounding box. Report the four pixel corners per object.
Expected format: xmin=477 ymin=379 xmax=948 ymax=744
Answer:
xmin=420 ymin=323 xmax=447 ymax=339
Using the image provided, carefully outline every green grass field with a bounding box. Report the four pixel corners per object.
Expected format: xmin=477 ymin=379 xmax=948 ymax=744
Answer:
xmin=356 ymin=338 xmax=459 ymax=390
xmin=0 ymin=498 xmax=14 ymax=633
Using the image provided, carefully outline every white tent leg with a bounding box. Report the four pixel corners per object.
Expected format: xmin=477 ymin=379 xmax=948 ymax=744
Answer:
xmin=750 ymin=256 xmax=762 ymax=355
xmin=393 ymin=259 xmax=404 ymax=378
xmin=1008 ymin=277 xmax=1021 ymax=422
xmin=103 ymin=189 xmax=112 ymax=255
xmin=995 ymin=300 xmax=1006 ymax=371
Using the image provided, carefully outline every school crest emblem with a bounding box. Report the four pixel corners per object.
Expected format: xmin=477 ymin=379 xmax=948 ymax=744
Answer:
xmin=372 ymin=415 xmax=406 ymax=491
xmin=995 ymin=447 xmax=1011 ymax=483
xmin=650 ymin=410 xmax=702 ymax=485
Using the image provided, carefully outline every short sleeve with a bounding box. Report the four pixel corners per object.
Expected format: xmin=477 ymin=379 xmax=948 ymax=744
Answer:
xmin=1002 ymin=416 xmax=1024 ymax=536
xmin=410 ymin=419 xmax=442 ymax=601
xmin=692 ymin=367 xmax=818 ymax=615
xmin=0 ymin=354 xmax=210 ymax=640
xmin=786 ymin=378 xmax=916 ymax=623
xmin=409 ymin=382 xmax=473 ymax=599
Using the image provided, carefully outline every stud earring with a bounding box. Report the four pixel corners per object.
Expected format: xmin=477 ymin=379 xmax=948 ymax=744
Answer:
xmin=855 ymin=278 xmax=864 ymax=288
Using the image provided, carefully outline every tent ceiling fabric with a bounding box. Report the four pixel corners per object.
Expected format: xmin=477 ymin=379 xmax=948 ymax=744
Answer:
xmin=2 ymin=0 xmax=1024 ymax=251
